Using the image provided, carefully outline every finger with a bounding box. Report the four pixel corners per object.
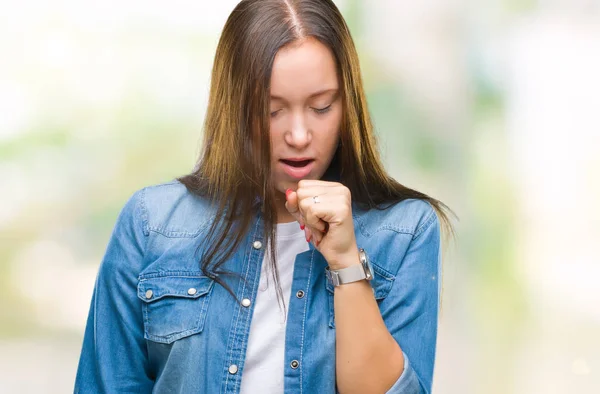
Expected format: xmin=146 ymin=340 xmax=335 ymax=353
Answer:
xmin=305 ymin=226 xmax=324 ymax=247
xmin=299 ymin=204 xmax=327 ymax=232
xmin=313 ymin=219 xmax=328 ymax=233
xmin=303 ymin=213 xmax=328 ymax=233
xmin=295 ymin=185 xmax=349 ymax=208
xmin=298 ymin=196 xmax=334 ymax=231
xmin=285 ymin=189 xmax=299 ymax=214
xmin=285 ymin=191 xmax=305 ymax=227
xmin=295 ymin=187 xmax=330 ymax=203
xmin=297 ymin=179 xmax=341 ymax=188
xmin=312 ymin=227 xmax=323 ymax=245
xmin=287 ymin=201 xmax=305 ymax=228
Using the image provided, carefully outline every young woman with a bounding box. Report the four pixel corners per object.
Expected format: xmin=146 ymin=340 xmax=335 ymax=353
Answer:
xmin=75 ymin=0 xmax=453 ymax=393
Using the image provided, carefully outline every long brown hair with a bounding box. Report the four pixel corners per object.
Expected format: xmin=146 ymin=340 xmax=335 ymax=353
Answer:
xmin=177 ymin=0 xmax=455 ymax=309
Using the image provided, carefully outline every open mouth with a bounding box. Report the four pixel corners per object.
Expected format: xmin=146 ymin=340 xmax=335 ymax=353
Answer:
xmin=280 ymin=159 xmax=314 ymax=167
xmin=279 ymin=158 xmax=315 ymax=179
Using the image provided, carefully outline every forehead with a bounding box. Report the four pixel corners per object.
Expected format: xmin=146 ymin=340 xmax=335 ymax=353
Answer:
xmin=270 ymin=38 xmax=339 ymax=100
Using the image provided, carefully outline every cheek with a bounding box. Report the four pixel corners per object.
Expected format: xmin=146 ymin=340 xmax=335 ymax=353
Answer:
xmin=316 ymin=110 xmax=342 ymax=144
xmin=327 ymin=104 xmax=343 ymax=130
xmin=269 ymin=122 xmax=283 ymax=151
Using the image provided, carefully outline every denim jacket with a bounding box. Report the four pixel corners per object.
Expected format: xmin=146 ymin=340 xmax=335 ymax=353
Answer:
xmin=75 ymin=180 xmax=441 ymax=393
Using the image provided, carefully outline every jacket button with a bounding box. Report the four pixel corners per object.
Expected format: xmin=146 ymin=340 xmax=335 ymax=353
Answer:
xmin=241 ymin=298 xmax=251 ymax=307
xmin=290 ymin=360 xmax=299 ymax=369
xmin=228 ymin=364 xmax=238 ymax=374
xmin=187 ymin=288 xmax=197 ymax=295
xmin=296 ymin=290 xmax=305 ymax=298
xmin=145 ymin=290 xmax=153 ymax=299
xmin=252 ymin=240 xmax=262 ymax=249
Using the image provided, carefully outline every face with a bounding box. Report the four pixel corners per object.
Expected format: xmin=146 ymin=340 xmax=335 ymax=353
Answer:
xmin=269 ymin=37 xmax=342 ymax=194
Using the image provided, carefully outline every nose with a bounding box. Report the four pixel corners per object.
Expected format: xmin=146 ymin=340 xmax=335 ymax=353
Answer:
xmin=285 ymin=112 xmax=311 ymax=149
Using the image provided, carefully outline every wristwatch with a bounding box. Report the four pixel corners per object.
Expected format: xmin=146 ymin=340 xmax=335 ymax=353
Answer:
xmin=325 ymin=248 xmax=374 ymax=287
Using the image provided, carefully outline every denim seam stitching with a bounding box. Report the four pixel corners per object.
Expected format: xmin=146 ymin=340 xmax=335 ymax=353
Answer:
xmin=233 ymin=222 xmax=262 ymax=392
xmin=137 ymin=187 xmax=151 ymax=344
xmin=146 ymin=214 xmax=214 ymax=239
xmin=223 ymin=252 xmax=248 ymax=392
xmin=198 ymin=289 xmax=211 ymax=332
xmin=413 ymin=207 xmax=437 ymax=241
xmin=224 ymin=218 xmax=261 ymax=392
xmin=298 ymin=250 xmax=315 ymax=394
xmin=353 ymin=213 xmax=415 ymax=238
xmin=141 ymin=291 xmax=150 ymax=341
xmin=234 ymin=231 xmax=262 ymax=393
xmin=372 ymin=261 xmax=395 ymax=280
xmin=139 ymin=187 xmax=150 ymax=237
xmin=147 ymin=227 xmax=204 ymax=238
xmin=371 ymin=225 xmax=415 ymax=236
xmin=140 ymin=283 xmax=213 ymax=344
xmin=138 ymin=272 xmax=210 ymax=280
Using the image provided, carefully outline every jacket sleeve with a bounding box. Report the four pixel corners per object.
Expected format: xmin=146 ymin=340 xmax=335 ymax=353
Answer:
xmin=382 ymin=208 xmax=442 ymax=394
xmin=74 ymin=189 xmax=154 ymax=393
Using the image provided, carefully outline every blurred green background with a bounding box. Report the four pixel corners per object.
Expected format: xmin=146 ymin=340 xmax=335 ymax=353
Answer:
xmin=1 ymin=0 xmax=599 ymax=392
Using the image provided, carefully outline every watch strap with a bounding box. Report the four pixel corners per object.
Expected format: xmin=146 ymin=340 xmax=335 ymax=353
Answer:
xmin=325 ymin=248 xmax=374 ymax=287
xmin=325 ymin=262 xmax=372 ymax=286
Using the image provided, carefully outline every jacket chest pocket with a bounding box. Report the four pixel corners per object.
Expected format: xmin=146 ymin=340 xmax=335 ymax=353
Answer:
xmin=137 ymin=274 xmax=215 ymax=344
xmin=324 ymin=264 xmax=395 ymax=329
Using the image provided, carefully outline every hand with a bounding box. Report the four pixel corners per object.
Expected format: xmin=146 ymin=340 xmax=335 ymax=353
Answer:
xmin=285 ymin=180 xmax=360 ymax=270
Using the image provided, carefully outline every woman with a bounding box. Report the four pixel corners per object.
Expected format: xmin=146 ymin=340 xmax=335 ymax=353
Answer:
xmin=75 ymin=0 xmax=453 ymax=393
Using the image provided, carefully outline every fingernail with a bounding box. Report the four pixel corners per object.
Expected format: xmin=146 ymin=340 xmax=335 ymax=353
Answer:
xmin=315 ymin=239 xmax=320 ymax=247
xmin=300 ymin=224 xmax=305 ymax=230
xmin=285 ymin=189 xmax=292 ymax=198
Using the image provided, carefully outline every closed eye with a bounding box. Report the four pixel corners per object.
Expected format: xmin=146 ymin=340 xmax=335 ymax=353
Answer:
xmin=313 ymin=104 xmax=332 ymax=115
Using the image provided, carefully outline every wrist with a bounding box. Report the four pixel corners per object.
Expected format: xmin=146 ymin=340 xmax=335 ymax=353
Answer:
xmin=327 ymin=247 xmax=360 ymax=271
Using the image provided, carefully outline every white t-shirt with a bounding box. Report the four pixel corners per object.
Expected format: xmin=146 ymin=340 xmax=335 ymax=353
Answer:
xmin=239 ymin=221 xmax=309 ymax=393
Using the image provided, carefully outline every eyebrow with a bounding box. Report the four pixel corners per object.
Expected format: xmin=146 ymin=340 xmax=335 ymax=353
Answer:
xmin=270 ymin=88 xmax=339 ymax=102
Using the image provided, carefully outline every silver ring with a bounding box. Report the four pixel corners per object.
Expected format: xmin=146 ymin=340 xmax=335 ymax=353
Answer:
xmin=313 ymin=195 xmax=320 ymax=204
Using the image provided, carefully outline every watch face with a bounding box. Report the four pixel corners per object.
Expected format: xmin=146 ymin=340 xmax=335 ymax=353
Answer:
xmin=359 ymin=248 xmax=374 ymax=280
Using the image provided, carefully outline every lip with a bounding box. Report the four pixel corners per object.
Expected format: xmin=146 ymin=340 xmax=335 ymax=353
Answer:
xmin=279 ymin=158 xmax=315 ymax=179
xmin=281 ymin=157 xmax=314 ymax=162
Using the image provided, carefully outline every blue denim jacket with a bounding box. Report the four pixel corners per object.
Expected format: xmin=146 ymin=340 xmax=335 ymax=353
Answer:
xmin=75 ymin=180 xmax=441 ymax=393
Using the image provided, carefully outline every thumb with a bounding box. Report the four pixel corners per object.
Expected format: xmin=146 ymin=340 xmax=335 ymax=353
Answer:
xmin=285 ymin=189 xmax=304 ymax=226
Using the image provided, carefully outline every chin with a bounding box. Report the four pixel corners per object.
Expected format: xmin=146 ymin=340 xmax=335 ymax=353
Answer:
xmin=273 ymin=172 xmax=325 ymax=193
xmin=279 ymin=180 xmax=298 ymax=190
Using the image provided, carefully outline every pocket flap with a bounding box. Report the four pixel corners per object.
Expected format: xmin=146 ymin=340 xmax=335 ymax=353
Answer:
xmin=137 ymin=275 xmax=214 ymax=303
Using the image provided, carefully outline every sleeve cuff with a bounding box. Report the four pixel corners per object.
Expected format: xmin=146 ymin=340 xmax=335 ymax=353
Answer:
xmin=384 ymin=351 xmax=423 ymax=394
